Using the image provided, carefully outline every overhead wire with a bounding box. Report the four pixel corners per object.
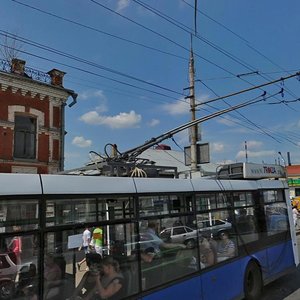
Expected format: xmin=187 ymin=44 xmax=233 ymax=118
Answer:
xmin=119 ymin=91 xmax=284 ymax=161
xmin=12 ymin=0 xmax=291 ymax=100
xmin=94 ymin=1 xmax=300 ymax=126
xmin=198 ymin=80 xmax=299 ymax=146
xmin=10 ymin=0 xmax=187 ymax=61
xmin=0 ymin=30 xmax=184 ymax=97
xmin=132 ymin=0 xmax=299 ymax=105
xmin=6 ymin=0 xmax=300 ymax=148
xmin=88 ymin=0 xmax=253 ymax=78
xmin=0 ymin=42 xmax=187 ymax=102
xmin=181 ymin=0 xmax=249 ymax=43
xmin=180 ymin=0 xmax=300 ymax=99
xmin=1 ymin=30 xmax=297 ymax=147
xmin=133 ymin=0 xmax=257 ymax=73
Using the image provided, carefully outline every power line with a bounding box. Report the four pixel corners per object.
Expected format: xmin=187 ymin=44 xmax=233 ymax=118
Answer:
xmin=0 ymin=30 xmax=184 ymax=97
xmin=198 ymin=80 xmax=300 ymax=146
xmin=132 ymin=0 xmax=300 ymax=103
xmin=181 ymin=0 xmax=300 ymax=98
xmin=11 ymin=0 xmax=266 ymax=86
xmin=132 ymin=0 xmax=257 ymax=73
xmin=10 ymin=0 xmax=188 ymax=61
xmin=199 ymin=80 xmax=284 ymax=144
xmin=0 ymin=42 xmax=186 ymax=101
xmin=195 ymin=72 xmax=300 ymax=107
xmin=181 ymin=0 xmax=249 ymax=43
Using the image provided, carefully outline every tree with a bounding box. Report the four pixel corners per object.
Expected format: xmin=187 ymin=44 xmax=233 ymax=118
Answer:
xmin=0 ymin=33 xmax=24 ymax=64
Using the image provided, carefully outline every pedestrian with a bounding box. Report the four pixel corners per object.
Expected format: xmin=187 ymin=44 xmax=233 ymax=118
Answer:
xmin=8 ymin=225 xmax=22 ymax=265
xmin=292 ymin=205 xmax=300 ymax=228
xmin=91 ymin=227 xmax=103 ymax=257
xmin=77 ymin=227 xmax=91 ymax=271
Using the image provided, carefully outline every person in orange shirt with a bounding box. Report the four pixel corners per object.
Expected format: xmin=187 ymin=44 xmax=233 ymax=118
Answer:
xmin=292 ymin=197 xmax=300 ymax=211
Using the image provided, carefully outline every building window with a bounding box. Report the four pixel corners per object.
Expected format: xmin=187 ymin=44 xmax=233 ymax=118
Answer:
xmin=14 ymin=115 xmax=37 ymax=159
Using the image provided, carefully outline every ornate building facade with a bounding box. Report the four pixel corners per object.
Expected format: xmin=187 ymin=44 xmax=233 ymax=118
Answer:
xmin=0 ymin=58 xmax=76 ymax=174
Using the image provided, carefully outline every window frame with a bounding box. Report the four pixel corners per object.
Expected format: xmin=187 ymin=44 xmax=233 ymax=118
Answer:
xmin=13 ymin=114 xmax=37 ymax=159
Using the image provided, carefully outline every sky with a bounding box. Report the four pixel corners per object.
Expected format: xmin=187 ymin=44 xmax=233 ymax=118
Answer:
xmin=1 ymin=0 xmax=300 ymax=170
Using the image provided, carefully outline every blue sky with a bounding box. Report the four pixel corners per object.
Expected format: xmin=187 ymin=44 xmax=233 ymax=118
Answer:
xmin=1 ymin=0 xmax=300 ymax=170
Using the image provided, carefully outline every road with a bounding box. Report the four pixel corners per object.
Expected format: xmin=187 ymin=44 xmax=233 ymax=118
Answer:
xmin=262 ymin=232 xmax=300 ymax=300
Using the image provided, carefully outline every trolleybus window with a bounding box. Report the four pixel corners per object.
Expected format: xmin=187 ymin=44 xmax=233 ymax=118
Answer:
xmin=0 ymin=199 xmax=39 ymax=232
xmin=45 ymin=222 xmax=140 ymax=299
xmin=216 ymin=192 xmax=231 ymax=208
xmin=1 ymin=232 xmax=39 ymax=298
xmin=263 ymin=190 xmax=289 ymax=234
xmin=139 ymin=194 xmax=190 ymax=216
xmin=233 ymin=192 xmax=259 ymax=243
xmin=139 ymin=216 xmax=198 ymax=291
xmin=197 ymin=209 xmax=237 ymax=264
xmin=98 ymin=196 xmax=134 ymax=220
xmin=233 ymin=191 xmax=254 ymax=207
xmin=195 ymin=193 xmax=217 ymax=211
xmin=46 ymin=198 xmax=96 ymax=226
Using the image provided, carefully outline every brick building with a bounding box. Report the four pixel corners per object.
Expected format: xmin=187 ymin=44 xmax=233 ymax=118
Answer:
xmin=287 ymin=165 xmax=300 ymax=199
xmin=0 ymin=58 xmax=77 ymax=174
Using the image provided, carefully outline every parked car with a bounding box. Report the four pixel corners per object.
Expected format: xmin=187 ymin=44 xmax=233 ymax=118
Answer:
xmin=159 ymin=225 xmax=198 ymax=248
xmin=0 ymin=253 xmax=17 ymax=300
xmin=197 ymin=219 xmax=232 ymax=237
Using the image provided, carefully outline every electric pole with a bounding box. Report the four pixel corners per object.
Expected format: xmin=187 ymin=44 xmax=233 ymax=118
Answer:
xmin=189 ymin=41 xmax=198 ymax=172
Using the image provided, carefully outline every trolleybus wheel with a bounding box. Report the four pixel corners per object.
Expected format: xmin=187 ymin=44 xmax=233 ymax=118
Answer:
xmin=244 ymin=261 xmax=262 ymax=300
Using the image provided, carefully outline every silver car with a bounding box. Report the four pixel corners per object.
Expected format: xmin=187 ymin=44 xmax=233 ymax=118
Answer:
xmin=197 ymin=219 xmax=232 ymax=237
xmin=159 ymin=226 xmax=198 ymax=248
xmin=0 ymin=253 xmax=17 ymax=300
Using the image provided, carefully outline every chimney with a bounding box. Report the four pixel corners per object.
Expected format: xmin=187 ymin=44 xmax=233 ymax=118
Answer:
xmin=47 ymin=69 xmax=66 ymax=87
xmin=11 ymin=58 xmax=26 ymax=75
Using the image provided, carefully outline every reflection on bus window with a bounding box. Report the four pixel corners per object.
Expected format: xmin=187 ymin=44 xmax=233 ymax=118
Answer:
xmin=0 ymin=199 xmax=39 ymax=232
xmin=263 ymin=190 xmax=288 ymax=235
xmin=139 ymin=217 xmax=198 ymax=290
xmin=197 ymin=210 xmax=237 ymax=265
xmin=1 ymin=233 xmax=39 ymax=299
xmin=98 ymin=197 xmax=134 ymax=220
xmin=71 ymin=223 xmax=139 ymax=299
xmin=265 ymin=203 xmax=288 ymax=234
xmin=139 ymin=194 xmax=191 ymax=217
xmin=235 ymin=207 xmax=259 ymax=244
xmin=46 ymin=198 xmax=96 ymax=226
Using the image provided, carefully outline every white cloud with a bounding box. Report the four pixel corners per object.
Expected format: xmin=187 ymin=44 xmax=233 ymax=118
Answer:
xmin=95 ymin=103 xmax=108 ymax=114
xmin=162 ymin=94 xmax=210 ymax=116
xmin=116 ymin=0 xmax=130 ymax=12
xmin=244 ymin=140 xmax=263 ymax=149
xmin=79 ymin=90 xmax=107 ymax=101
xmin=79 ymin=110 xmax=142 ymax=129
xmin=236 ymin=150 xmax=276 ymax=160
xmin=148 ymin=119 xmax=160 ymax=127
xmin=215 ymin=159 xmax=235 ymax=165
xmin=72 ymin=136 xmax=92 ymax=148
xmin=162 ymin=99 xmax=190 ymax=115
xmin=211 ymin=142 xmax=224 ymax=152
xmin=64 ymin=152 xmax=81 ymax=159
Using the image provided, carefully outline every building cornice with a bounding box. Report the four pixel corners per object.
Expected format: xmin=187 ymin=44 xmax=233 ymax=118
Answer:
xmin=0 ymin=70 xmax=71 ymax=104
